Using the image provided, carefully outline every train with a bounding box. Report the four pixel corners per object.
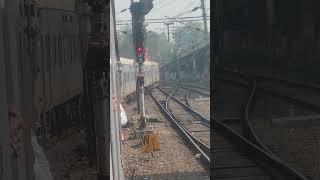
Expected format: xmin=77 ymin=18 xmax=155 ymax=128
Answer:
xmin=119 ymin=57 xmax=160 ymax=97
xmin=22 ymin=0 xmax=159 ymax=153
xmin=0 ymin=0 xmax=90 ymax=178
xmin=110 ymin=0 xmax=159 ymax=177
xmin=0 ymin=0 xmax=158 ymax=178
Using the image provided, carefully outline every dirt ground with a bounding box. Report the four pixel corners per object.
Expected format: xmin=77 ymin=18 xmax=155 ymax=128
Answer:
xmin=45 ymin=128 xmax=97 ymax=180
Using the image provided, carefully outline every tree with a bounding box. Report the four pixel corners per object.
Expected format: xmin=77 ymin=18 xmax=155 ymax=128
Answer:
xmin=172 ymin=22 xmax=207 ymax=51
xmin=145 ymin=30 xmax=171 ymax=63
xmin=172 ymin=22 xmax=209 ymax=76
xmin=117 ymin=25 xmax=135 ymax=59
xmin=117 ymin=27 xmax=172 ymax=63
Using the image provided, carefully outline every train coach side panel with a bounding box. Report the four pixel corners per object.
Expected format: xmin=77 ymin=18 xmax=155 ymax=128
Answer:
xmin=50 ymin=51 xmax=82 ymax=108
xmin=119 ymin=58 xmax=159 ymax=97
xmin=121 ymin=63 xmax=136 ymax=97
xmin=38 ymin=8 xmax=82 ymax=110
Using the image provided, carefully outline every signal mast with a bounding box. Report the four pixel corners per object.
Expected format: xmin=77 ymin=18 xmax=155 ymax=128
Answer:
xmin=130 ymin=0 xmax=153 ymax=128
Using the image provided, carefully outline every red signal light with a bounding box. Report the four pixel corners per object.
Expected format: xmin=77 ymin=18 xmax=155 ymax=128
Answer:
xmin=136 ymin=47 xmax=144 ymax=53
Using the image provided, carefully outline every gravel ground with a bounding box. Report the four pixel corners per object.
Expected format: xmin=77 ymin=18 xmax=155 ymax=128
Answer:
xmin=189 ymin=98 xmax=210 ymax=119
xmin=121 ymin=94 xmax=209 ymax=179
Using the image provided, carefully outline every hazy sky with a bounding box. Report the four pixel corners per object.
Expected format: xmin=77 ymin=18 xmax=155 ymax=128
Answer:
xmin=114 ymin=0 xmax=210 ymax=33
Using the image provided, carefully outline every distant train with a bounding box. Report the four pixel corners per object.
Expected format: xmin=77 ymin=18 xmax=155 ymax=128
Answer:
xmin=119 ymin=57 xmax=160 ymax=97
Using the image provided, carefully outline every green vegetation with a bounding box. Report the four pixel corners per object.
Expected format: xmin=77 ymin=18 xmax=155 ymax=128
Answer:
xmin=117 ymin=26 xmax=172 ymax=64
xmin=172 ymin=22 xmax=206 ymax=51
xmin=117 ymin=22 xmax=208 ymax=65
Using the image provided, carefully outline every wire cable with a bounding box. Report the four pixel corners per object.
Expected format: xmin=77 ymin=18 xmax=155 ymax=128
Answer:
xmin=149 ymin=0 xmax=178 ymax=13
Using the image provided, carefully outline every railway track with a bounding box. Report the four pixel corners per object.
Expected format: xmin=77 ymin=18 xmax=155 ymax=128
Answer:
xmin=151 ymin=85 xmax=210 ymax=164
xmin=153 ymin=83 xmax=307 ymax=179
xmin=160 ymin=81 xmax=210 ymax=96
xmin=214 ymin=79 xmax=309 ymax=179
xmin=248 ymin=81 xmax=320 ymax=179
xmin=217 ymin=71 xmax=318 ymax=179
xmin=222 ymin=68 xmax=320 ymax=111
xmin=159 ymin=82 xmax=210 ymax=118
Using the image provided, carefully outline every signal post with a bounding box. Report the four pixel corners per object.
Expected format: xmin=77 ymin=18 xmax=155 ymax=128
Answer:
xmin=130 ymin=0 xmax=153 ymax=128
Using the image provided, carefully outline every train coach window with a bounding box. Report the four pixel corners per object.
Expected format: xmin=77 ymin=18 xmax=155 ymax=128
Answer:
xmin=58 ymin=35 xmax=61 ymax=68
xmin=61 ymin=35 xmax=65 ymax=68
xmin=66 ymin=35 xmax=69 ymax=65
xmin=53 ymin=35 xmax=57 ymax=67
xmin=69 ymin=35 xmax=73 ymax=64
xmin=72 ymin=35 xmax=75 ymax=64
xmin=19 ymin=3 xmax=23 ymax=16
xmin=46 ymin=35 xmax=50 ymax=71
xmin=73 ymin=36 xmax=76 ymax=63
xmin=76 ymin=35 xmax=79 ymax=64
xmin=23 ymin=3 xmax=27 ymax=16
xmin=76 ymin=35 xmax=80 ymax=63
xmin=40 ymin=36 xmax=45 ymax=71
xmin=59 ymin=35 xmax=63 ymax=68
xmin=30 ymin=4 xmax=35 ymax=17
xmin=65 ymin=35 xmax=68 ymax=66
xmin=68 ymin=35 xmax=71 ymax=64
xmin=59 ymin=35 xmax=63 ymax=67
xmin=65 ymin=35 xmax=68 ymax=65
xmin=62 ymin=15 xmax=73 ymax=23
xmin=58 ymin=35 xmax=60 ymax=67
xmin=38 ymin=36 xmax=43 ymax=73
xmin=67 ymin=35 xmax=70 ymax=64
xmin=70 ymin=35 xmax=73 ymax=64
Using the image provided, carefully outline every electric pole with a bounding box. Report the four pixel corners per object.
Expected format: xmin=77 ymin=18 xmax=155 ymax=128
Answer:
xmin=192 ymin=41 xmax=196 ymax=81
xmin=130 ymin=0 xmax=153 ymax=128
xmin=176 ymin=31 xmax=181 ymax=82
xmin=200 ymin=0 xmax=208 ymax=34
xmin=164 ymin=22 xmax=173 ymax=42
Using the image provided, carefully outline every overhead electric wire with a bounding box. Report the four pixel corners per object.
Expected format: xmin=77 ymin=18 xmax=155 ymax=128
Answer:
xmin=117 ymin=16 xmax=207 ymax=22
xmin=152 ymin=0 xmax=172 ymax=7
xmin=176 ymin=0 xmax=199 ymax=17
xmin=184 ymin=0 xmax=199 ymax=10
xmin=116 ymin=18 xmax=210 ymax=26
xmin=172 ymin=19 xmax=208 ymax=36
xmin=148 ymin=0 xmax=178 ymax=14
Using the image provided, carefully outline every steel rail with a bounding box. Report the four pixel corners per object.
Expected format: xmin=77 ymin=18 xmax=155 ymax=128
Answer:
xmin=211 ymin=116 xmax=309 ymax=180
xmin=244 ymin=80 xmax=308 ymax=180
xmin=217 ymin=76 xmax=320 ymax=112
xmin=158 ymin=86 xmax=210 ymax=153
xmin=160 ymin=87 xmax=210 ymax=151
xmin=185 ymin=88 xmax=209 ymax=118
xmin=161 ymin=80 xmax=210 ymax=91
xmin=160 ymin=81 xmax=210 ymax=96
xmin=223 ymin=67 xmax=320 ymax=90
xmin=158 ymin=85 xmax=210 ymax=124
xmin=150 ymin=86 xmax=210 ymax=164
xmin=217 ymin=76 xmax=309 ymax=179
xmin=159 ymin=82 xmax=307 ymax=179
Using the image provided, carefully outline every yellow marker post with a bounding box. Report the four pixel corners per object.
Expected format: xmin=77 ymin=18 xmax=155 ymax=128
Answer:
xmin=141 ymin=132 xmax=160 ymax=155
